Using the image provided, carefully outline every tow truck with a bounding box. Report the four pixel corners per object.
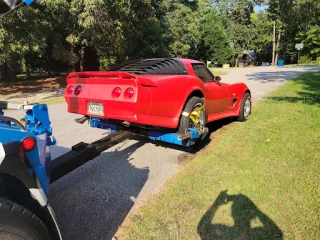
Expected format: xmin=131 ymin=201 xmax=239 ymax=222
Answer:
xmin=0 ymin=101 xmax=132 ymax=239
xmin=0 ymin=100 xmax=207 ymax=240
xmin=0 ymin=1 xmax=209 ymax=239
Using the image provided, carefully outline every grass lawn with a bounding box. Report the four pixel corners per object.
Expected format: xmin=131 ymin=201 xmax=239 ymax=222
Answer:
xmin=117 ymin=72 xmax=320 ymax=239
xmin=211 ymin=71 xmax=228 ymax=76
xmin=33 ymin=97 xmax=65 ymax=105
xmin=285 ymin=63 xmax=320 ymax=67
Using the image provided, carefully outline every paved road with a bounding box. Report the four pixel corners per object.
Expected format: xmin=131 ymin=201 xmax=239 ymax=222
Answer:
xmin=5 ymin=65 xmax=320 ymax=240
xmin=220 ymin=65 xmax=320 ymax=104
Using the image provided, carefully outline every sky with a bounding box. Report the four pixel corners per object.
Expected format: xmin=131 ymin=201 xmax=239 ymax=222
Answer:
xmin=254 ymin=5 xmax=268 ymax=12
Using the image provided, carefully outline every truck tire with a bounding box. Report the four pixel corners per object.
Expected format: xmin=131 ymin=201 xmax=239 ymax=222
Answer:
xmin=0 ymin=198 xmax=52 ymax=240
xmin=179 ymin=96 xmax=205 ymax=134
xmin=237 ymin=92 xmax=251 ymax=122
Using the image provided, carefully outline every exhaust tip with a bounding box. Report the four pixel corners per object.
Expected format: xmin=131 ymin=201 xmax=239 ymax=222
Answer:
xmin=122 ymin=121 xmax=131 ymax=127
xmin=75 ymin=115 xmax=89 ymax=124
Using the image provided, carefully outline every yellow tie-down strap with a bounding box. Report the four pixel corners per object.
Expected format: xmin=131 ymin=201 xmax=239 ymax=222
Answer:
xmin=191 ymin=105 xmax=204 ymax=118
xmin=181 ymin=105 xmax=204 ymax=124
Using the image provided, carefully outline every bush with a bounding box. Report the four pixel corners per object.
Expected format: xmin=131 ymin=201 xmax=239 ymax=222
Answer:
xmin=99 ymin=57 xmax=117 ymax=70
xmin=298 ymin=56 xmax=313 ymax=64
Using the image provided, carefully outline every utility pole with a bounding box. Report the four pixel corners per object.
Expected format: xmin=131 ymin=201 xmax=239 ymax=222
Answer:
xmin=272 ymin=21 xmax=276 ymax=65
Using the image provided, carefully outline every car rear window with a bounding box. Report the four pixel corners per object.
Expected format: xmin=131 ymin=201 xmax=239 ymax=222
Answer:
xmin=191 ymin=63 xmax=214 ymax=82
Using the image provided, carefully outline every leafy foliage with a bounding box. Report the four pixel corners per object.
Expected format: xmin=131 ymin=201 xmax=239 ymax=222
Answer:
xmin=0 ymin=0 xmax=319 ymax=81
xmin=201 ymin=8 xmax=234 ymax=64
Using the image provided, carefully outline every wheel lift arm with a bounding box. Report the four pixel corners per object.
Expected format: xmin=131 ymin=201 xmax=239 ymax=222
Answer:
xmin=49 ymin=130 xmax=130 ymax=183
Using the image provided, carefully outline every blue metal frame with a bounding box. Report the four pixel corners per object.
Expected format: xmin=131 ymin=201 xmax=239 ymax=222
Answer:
xmin=89 ymin=117 xmax=202 ymax=147
xmin=0 ymin=104 xmax=56 ymax=196
xmin=24 ymin=0 xmax=35 ymax=6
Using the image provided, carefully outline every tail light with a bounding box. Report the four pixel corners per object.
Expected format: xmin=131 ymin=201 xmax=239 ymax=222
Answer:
xmin=74 ymin=85 xmax=82 ymax=95
xmin=22 ymin=137 xmax=36 ymax=151
xmin=67 ymin=85 xmax=74 ymax=95
xmin=112 ymin=87 xmax=121 ymax=98
xmin=124 ymin=87 xmax=134 ymax=99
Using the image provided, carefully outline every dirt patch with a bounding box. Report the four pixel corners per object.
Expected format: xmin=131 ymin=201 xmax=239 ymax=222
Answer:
xmin=0 ymin=75 xmax=67 ymax=102
xmin=0 ymin=75 xmax=67 ymax=95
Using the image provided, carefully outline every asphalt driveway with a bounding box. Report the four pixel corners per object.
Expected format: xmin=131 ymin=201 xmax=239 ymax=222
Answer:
xmin=5 ymin=65 xmax=320 ymax=240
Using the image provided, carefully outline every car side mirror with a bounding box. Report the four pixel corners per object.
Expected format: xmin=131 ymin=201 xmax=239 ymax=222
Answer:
xmin=214 ymin=76 xmax=222 ymax=82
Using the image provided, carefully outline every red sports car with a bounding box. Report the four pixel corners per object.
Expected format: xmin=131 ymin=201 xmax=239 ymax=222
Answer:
xmin=64 ymin=58 xmax=251 ymax=134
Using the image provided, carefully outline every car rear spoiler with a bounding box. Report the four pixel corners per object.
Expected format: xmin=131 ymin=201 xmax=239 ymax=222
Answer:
xmin=66 ymin=71 xmax=157 ymax=87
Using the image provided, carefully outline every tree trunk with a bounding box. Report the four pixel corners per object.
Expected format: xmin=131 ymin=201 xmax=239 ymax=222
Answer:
xmin=7 ymin=62 xmax=17 ymax=82
xmin=80 ymin=46 xmax=85 ymax=72
xmin=0 ymin=63 xmax=8 ymax=81
xmin=274 ymin=29 xmax=281 ymax=65
xmin=25 ymin=58 xmax=31 ymax=79
xmin=70 ymin=44 xmax=77 ymax=72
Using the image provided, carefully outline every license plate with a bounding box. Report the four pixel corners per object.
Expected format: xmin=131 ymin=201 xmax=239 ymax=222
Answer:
xmin=88 ymin=102 xmax=104 ymax=115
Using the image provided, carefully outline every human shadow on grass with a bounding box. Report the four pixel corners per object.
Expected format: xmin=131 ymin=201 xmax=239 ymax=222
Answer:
xmin=198 ymin=190 xmax=283 ymax=240
xmin=49 ymin=140 xmax=149 ymax=240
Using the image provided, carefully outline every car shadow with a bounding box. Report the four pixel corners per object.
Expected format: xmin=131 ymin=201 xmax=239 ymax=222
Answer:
xmin=198 ymin=190 xmax=283 ymax=240
xmin=48 ymin=140 xmax=149 ymax=240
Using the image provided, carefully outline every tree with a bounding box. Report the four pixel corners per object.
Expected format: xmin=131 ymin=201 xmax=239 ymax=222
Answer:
xmin=122 ymin=0 xmax=168 ymax=60
xmin=267 ymin=0 xmax=320 ymax=64
xmin=201 ymin=8 xmax=234 ymax=64
xmin=248 ymin=12 xmax=273 ymax=62
xmin=211 ymin=0 xmax=265 ymax=56
xmin=0 ymin=5 xmax=48 ymax=81
xmin=165 ymin=2 xmax=202 ymax=58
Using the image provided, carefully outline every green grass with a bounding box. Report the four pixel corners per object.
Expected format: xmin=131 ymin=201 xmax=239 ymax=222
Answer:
xmin=285 ymin=63 xmax=320 ymax=67
xmin=32 ymin=97 xmax=65 ymax=105
xmin=209 ymin=69 xmax=228 ymax=76
xmin=2 ymin=97 xmax=65 ymax=113
xmin=16 ymin=73 xmax=48 ymax=80
xmin=211 ymin=71 xmax=228 ymax=76
xmin=118 ymin=72 xmax=320 ymax=240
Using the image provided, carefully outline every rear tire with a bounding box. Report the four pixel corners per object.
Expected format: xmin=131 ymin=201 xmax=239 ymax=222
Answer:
xmin=0 ymin=198 xmax=52 ymax=240
xmin=178 ymin=96 xmax=205 ymax=134
xmin=237 ymin=92 xmax=251 ymax=122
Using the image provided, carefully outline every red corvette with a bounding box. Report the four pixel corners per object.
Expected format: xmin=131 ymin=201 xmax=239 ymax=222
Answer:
xmin=64 ymin=58 xmax=251 ymax=134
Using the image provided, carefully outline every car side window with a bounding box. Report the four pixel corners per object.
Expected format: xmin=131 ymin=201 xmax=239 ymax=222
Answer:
xmin=191 ymin=63 xmax=214 ymax=82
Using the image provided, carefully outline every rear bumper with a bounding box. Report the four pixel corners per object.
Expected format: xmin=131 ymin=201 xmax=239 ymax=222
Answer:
xmin=70 ymin=108 xmax=179 ymax=129
xmin=65 ymin=95 xmax=180 ymax=129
